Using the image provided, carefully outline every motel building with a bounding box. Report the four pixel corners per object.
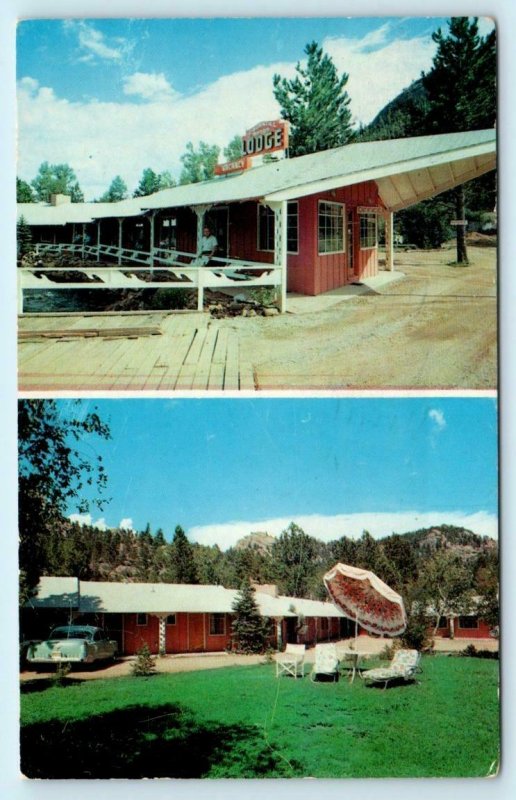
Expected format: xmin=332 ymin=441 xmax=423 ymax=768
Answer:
xmin=22 ymin=576 xmax=492 ymax=658
xmin=22 ymin=577 xmax=348 ymax=657
xmin=17 ymin=122 xmax=496 ymax=313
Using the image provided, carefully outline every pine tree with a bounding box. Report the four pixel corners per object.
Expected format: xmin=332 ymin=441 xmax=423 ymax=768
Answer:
xmin=171 ymin=525 xmax=198 ymax=584
xmin=273 ymin=41 xmax=353 ymax=157
xmin=17 ymin=215 xmax=33 ymax=260
xmin=99 ymin=175 xmax=128 ymax=202
xmin=230 ymin=582 xmax=268 ymax=654
xmin=422 ymin=18 xmax=496 ymax=264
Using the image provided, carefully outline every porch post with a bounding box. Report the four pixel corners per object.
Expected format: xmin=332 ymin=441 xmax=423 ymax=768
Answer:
xmin=158 ymin=615 xmax=166 ymax=655
xmin=276 ymin=618 xmax=283 ymax=650
xmin=96 ymin=221 xmax=101 ymax=262
xmin=384 ymin=210 xmax=394 ymax=272
xmin=192 ymin=204 xmax=212 ymax=257
xmin=117 ymin=218 xmax=123 ymax=265
xmin=81 ymin=223 xmax=86 ymax=259
xmin=149 ymin=210 xmax=157 ymax=268
xmin=266 ymin=200 xmax=287 ymax=312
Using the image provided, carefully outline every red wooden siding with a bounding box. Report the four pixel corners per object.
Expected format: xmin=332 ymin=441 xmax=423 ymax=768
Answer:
xmin=435 ymin=616 xmax=492 ymax=639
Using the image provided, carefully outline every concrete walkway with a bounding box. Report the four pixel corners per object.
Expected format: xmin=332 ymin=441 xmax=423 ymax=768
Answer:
xmin=286 ymin=270 xmax=406 ymax=314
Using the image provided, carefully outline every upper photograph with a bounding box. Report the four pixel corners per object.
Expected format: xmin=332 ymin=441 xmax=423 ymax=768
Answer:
xmin=16 ymin=17 xmax=497 ymax=392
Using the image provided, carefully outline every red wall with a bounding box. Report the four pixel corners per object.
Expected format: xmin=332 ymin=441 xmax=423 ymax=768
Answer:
xmin=122 ymin=612 xmax=233 ymax=655
xmin=435 ymin=616 xmax=492 ymax=639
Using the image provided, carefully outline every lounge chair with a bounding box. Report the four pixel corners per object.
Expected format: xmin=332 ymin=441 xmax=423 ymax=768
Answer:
xmin=275 ymin=643 xmax=306 ymax=679
xmin=361 ymin=648 xmax=421 ymax=689
xmin=310 ymin=643 xmax=340 ymax=682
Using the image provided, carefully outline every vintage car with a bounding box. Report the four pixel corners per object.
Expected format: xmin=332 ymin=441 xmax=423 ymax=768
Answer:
xmin=26 ymin=625 xmax=118 ymax=666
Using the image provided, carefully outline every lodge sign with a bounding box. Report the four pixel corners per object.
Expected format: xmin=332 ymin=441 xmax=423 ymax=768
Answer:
xmin=242 ymin=120 xmax=289 ymax=157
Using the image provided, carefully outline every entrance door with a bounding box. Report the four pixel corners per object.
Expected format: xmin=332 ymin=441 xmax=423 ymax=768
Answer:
xmin=188 ymin=614 xmax=205 ymax=652
xmin=210 ymin=208 xmax=229 ymax=257
xmin=347 ymin=210 xmax=355 ymax=280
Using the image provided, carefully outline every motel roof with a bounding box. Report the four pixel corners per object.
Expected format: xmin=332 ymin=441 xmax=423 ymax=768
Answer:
xmin=27 ymin=576 xmax=344 ymax=618
xmin=17 ymin=129 xmax=496 ymax=226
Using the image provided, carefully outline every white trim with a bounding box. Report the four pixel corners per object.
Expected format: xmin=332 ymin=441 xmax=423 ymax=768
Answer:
xmin=318 ymin=199 xmax=345 ymax=256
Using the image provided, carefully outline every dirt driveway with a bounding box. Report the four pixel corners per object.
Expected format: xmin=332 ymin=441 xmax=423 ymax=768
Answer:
xmin=229 ymin=243 xmax=497 ymax=390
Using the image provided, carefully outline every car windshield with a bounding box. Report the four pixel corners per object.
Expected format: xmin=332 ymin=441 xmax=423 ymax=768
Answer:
xmin=48 ymin=628 xmax=91 ymax=640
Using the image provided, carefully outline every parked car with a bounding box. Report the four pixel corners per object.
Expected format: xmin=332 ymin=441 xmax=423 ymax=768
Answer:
xmin=26 ymin=625 xmax=118 ymax=666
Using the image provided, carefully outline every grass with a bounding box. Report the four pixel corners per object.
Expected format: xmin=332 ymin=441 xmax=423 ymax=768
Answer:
xmin=20 ymin=654 xmax=499 ymax=779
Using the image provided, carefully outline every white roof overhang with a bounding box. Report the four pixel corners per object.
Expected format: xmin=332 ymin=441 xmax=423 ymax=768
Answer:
xmin=264 ymin=139 xmax=496 ymax=208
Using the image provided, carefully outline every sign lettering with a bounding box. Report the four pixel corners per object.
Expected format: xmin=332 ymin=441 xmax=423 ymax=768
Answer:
xmin=242 ymin=121 xmax=288 ymax=157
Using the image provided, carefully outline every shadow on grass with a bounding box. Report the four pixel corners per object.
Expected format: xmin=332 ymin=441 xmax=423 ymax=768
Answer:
xmin=21 ymin=702 xmax=299 ymax=779
xmin=21 ymin=678 xmax=86 ymax=694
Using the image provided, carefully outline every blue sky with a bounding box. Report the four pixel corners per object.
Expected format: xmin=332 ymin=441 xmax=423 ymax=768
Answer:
xmin=15 ymin=15 xmax=494 ymax=200
xmin=62 ymin=396 xmax=498 ymax=548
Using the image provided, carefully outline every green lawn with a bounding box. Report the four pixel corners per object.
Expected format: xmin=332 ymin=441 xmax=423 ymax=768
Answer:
xmin=20 ymin=655 xmax=499 ymax=779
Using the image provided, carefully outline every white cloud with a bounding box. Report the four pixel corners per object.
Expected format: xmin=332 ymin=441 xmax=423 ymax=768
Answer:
xmin=16 ymin=26 xmax=439 ymax=199
xmin=188 ymin=510 xmax=498 ymax=550
xmin=123 ymin=72 xmax=177 ymax=101
xmin=429 ymin=408 xmax=447 ymax=432
xmin=64 ymin=20 xmax=125 ymax=62
xmin=68 ymin=513 xmax=108 ymax=531
xmin=119 ymin=518 xmax=134 ymax=531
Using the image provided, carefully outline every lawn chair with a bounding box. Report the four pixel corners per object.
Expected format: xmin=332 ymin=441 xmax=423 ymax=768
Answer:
xmin=310 ymin=643 xmax=340 ymax=682
xmin=361 ymin=648 xmax=421 ymax=689
xmin=275 ymin=644 xmax=306 ymax=679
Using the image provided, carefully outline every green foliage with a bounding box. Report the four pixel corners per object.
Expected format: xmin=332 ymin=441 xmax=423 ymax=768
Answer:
xmin=230 ymin=582 xmax=269 ymax=654
xmin=179 ymin=141 xmax=220 ymax=184
xmin=273 ymin=41 xmax=353 ymax=157
xmin=17 ymin=177 xmax=35 ymax=202
xmin=20 ymin=658 xmax=499 ymax=778
xmin=51 ymin=661 xmax=72 ymax=685
xmin=151 ymin=288 xmax=191 ymax=310
xmin=396 ymin=196 xmax=454 ymax=249
xmin=131 ymin=643 xmax=156 ymax=676
xmin=31 ymin=161 xmax=84 ymax=202
xmin=270 ymin=522 xmax=319 ymax=597
xmin=98 ymin=175 xmax=128 ymax=202
xmin=18 ymin=400 xmax=111 ymax=603
xmin=17 ymin=215 xmax=33 ymax=259
xmin=170 ymin=525 xmax=199 ymax=584
xmin=223 ymin=134 xmax=244 ymax=162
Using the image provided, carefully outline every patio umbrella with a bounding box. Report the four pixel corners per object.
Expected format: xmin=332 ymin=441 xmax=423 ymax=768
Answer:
xmin=323 ymin=563 xmax=407 ymax=637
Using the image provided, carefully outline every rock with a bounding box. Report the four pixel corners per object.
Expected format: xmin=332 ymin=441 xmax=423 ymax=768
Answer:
xmin=263 ymin=307 xmax=279 ymax=316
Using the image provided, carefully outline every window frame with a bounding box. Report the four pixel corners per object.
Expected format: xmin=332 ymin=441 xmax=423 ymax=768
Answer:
xmin=359 ymin=211 xmax=378 ymax=250
xmin=458 ymin=615 xmax=479 ymax=630
xmin=257 ymin=201 xmax=299 ymax=255
xmin=318 ymin=200 xmax=345 ymax=256
xmin=209 ymin=613 xmax=226 ymax=636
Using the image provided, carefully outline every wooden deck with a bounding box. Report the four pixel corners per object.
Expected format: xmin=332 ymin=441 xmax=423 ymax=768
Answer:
xmin=18 ymin=312 xmax=256 ymax=392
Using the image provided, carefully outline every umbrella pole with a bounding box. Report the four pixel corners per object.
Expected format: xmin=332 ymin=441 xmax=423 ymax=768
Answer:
xmin=355 ymin=613 xmax=358 ymax=642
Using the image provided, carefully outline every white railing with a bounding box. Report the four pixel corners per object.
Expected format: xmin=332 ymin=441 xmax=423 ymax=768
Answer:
xmin=19 ymin=244 xmax=284 ymax=313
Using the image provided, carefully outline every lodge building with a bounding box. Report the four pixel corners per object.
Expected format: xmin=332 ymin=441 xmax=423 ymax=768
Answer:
xmin=17 ymin=126 xmax=496 ymax=312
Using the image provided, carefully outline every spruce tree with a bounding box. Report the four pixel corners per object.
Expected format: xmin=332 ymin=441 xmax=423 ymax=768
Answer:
xmin=17 ymin=215 xmax=33 ymax=260
xmin=422 ymin=17 xmax=496 ymax=264
xmin=273 ymin=41 xmax=353 ymax=157
xmin=231 ymin=582 xmax=268 ymax=654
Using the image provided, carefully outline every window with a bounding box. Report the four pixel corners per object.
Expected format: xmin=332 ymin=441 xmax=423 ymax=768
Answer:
xmin=458 ymin=615 xmax=479 ymax=629
xmin=437 ymin=616 xmax=448 ymax=629
xmin=136 ymin=613 xmax=147 ymax=626
xmin=319 ymin=617 xmax=329 ymax=633
xmin=210 ymin=613 xmax=226 ymax=636
xmin=257 ymin=202 xmax=299 ymax=254
xmin=318 ymin=201 xmax=345 ymax=254
xmin=287 ymin=201 xmax=299 ymax=253
xmin=360 ymin=212 xmax=377 ymax=249
xmin=258 ymin=205 xmax=275 ymax=252
xmin=166 ymin=614 xmax=176 ymax=626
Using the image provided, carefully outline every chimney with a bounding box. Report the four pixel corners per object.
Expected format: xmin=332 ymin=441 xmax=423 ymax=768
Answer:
xmin=50 ymin=193 xmax=72 ymax=206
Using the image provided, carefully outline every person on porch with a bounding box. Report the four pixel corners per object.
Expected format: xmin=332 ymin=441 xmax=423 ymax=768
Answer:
xmin=199 ymin=225 xmax=218 ymax=265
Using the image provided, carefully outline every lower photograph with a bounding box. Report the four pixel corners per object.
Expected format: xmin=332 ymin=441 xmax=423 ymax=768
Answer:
xmin=18 ymin=395 xmax=499 ymax=780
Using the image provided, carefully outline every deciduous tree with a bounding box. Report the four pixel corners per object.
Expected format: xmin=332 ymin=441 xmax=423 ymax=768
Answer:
xmin=179 ymin=141 xmax=220 ymax=184
xmin=18 ymin=400 xmax=111 ymax=603
xmin=31 ymin=162 xmax=84 ymax=203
